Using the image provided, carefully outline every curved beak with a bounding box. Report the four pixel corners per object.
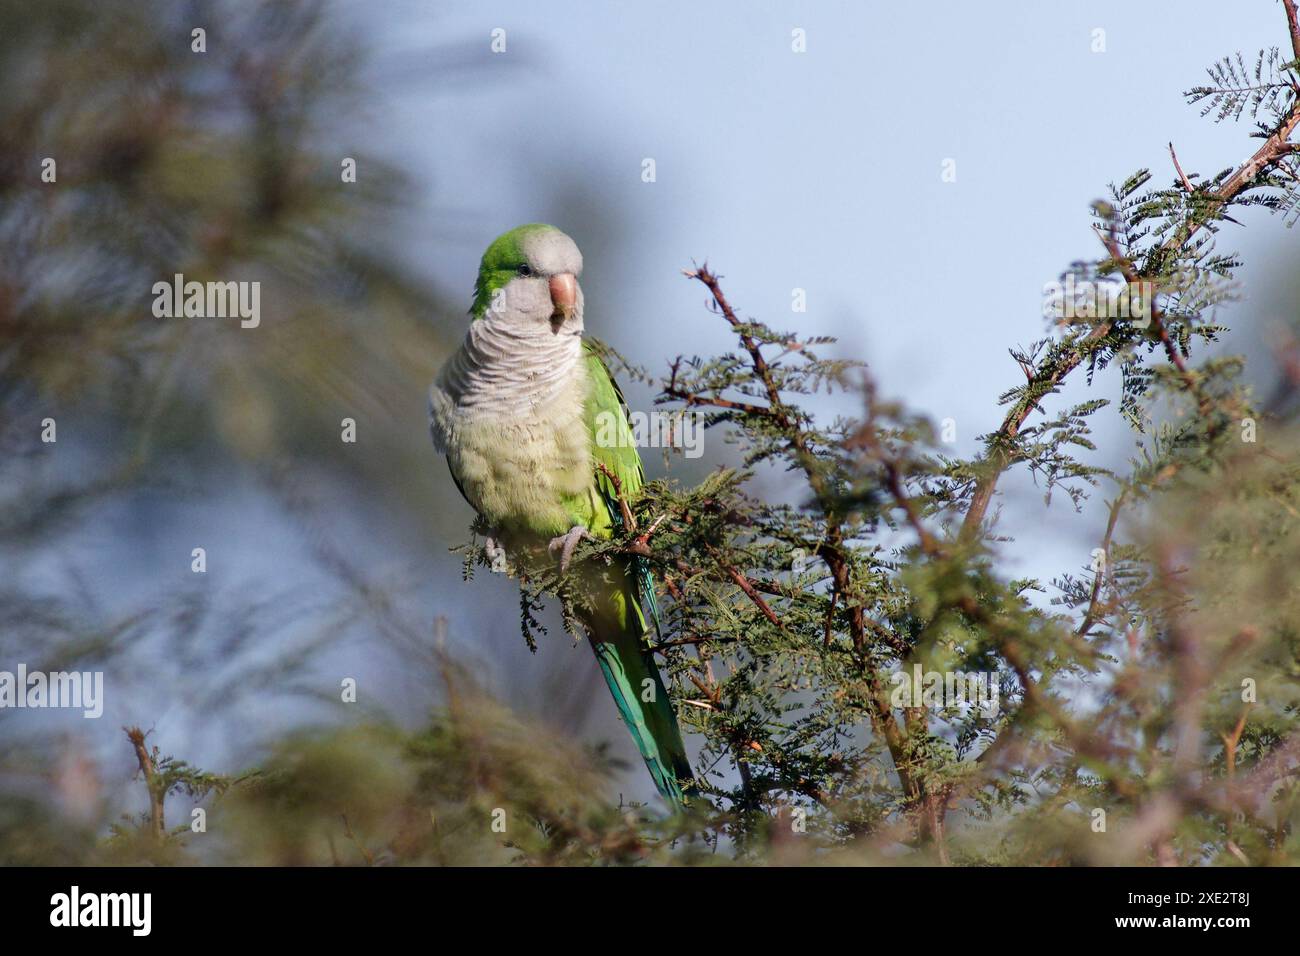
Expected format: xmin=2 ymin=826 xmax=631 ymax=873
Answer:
xmin=549 ymin=272 xmax=577 ymax=326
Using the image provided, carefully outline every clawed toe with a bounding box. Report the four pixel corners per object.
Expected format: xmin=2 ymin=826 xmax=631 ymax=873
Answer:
xmin=547 ymin=526 xmax=589 ymax=573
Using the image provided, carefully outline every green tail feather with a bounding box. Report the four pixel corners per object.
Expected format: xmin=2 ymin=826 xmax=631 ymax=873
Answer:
xmin=579 ymin=565 xmax=693 ymax=811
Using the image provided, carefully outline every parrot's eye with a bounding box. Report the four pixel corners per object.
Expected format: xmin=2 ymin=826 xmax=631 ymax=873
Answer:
xmin=516 ymin=264 xmax=533 ymax=277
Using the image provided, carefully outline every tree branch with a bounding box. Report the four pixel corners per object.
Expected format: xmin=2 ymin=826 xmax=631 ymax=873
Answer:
xmin=959 ymin=44 xmax=1300 ymax=542
xmin=124 ymin=725 xmax=165 ymax=840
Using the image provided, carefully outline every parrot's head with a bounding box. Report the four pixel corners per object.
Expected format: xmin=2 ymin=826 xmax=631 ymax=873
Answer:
xmin=470 ymin=223 xmax=584 ymax=337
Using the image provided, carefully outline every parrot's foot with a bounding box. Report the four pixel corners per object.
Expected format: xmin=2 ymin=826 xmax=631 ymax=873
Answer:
xmin=547 ymin=525 xmax=589 ymax=573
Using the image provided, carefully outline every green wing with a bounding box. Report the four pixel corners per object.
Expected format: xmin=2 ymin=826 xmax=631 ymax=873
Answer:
xmin=582 ymin=343 xmax=645 ymax=533
xmin=580 ymin=344 xmax=660 ymax=633
xmin=574 ymin=342 xmax=692 ymax=808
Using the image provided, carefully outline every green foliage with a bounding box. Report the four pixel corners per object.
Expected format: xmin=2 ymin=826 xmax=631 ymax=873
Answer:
xmin=1186 ymin=47 xmax=1298 ymax=125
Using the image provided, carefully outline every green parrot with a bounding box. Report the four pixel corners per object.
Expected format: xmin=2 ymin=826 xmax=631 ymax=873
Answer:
xmin=429 ymin=223 xmax=694 ymax=809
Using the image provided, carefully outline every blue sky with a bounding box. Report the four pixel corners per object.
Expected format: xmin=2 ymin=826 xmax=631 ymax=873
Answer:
xmin=367 ymin=0 xmax=1291 ymax=571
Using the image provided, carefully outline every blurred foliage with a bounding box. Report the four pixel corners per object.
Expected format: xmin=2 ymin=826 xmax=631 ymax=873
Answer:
xmin=0 ymin=664 xmax=708 ymax=866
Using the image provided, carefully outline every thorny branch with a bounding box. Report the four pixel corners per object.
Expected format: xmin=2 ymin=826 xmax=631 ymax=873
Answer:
xmin=959 ymin=7 xmax=1300 ymax=542
xmin=677 ymin=265 xmax=946 ymax=852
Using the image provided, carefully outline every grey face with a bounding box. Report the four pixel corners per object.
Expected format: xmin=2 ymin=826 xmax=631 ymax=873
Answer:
xmin=520 ymin=228 xmax=583 ymax=278
xmin=498 ymin=229 xmax=585 ymax=337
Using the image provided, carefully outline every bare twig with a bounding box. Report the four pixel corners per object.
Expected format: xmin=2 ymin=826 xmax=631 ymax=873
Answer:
xmin=1169 ymin=141 xmax=1195 ymax=194
xmin=340 ymin=814 xmax=376 ymax=866
xmin=1285 ymin=0 xmax=1300 ymax=61
xmin=124 ymin=726 xmax=165 ymax=840
xmin=1076 ymin=488 xmax=1127 ymax=638
xmin=595 ymin=462 xmax=637 ymax=533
